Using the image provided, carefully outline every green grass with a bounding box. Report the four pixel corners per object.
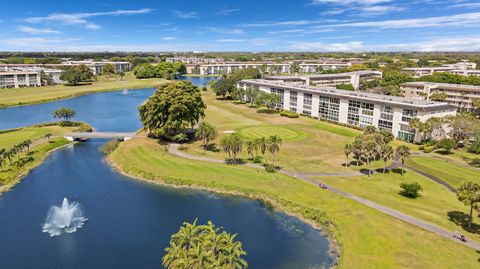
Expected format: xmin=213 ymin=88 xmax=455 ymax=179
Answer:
xmin=319 ymin=170 xmax=480 ymax=241
xmin=0 ymin=124 xmax=76 ymax=191
xmin=110 ymin=138 xmax=480 ymax=269
xmin=183 ymin=92 xmax=360 ymax=173
xmin=236 ymin=125 xmax=306 ymax=141
xmin=0 ymin=72 xmax=166 ymax=108
xmin=407 ymin=156 xmax=480 ymax=187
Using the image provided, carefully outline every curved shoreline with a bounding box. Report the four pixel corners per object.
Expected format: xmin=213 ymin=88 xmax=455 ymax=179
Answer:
xmin=105 ymin=155 xmax=341 ymax=267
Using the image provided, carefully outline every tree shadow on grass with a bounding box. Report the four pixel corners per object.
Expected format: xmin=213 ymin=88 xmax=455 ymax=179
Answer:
xmin=204 ymin=143 xmax=220 ymax=152
xmin=447 ymin=211 xmax=480 ymax=235
xmin=391 ymin=168 xmax=406 ymax=175
xmin=225 ymin=158 xmax=247 ymax=165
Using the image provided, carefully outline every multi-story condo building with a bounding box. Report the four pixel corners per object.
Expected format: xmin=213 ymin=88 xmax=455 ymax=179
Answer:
xmin=61 ymin=60 xmax=131 ymax=75
xmin=449 ymin=69 xmax=480 ymax=77
xmin=238 ymin=79 xmax=456 ymax=142
xmin=0 ymin=66 xmax=64 ymax=84
xmin=401 ymin=81 xmax=480 ymax=111
xmin=0 ymin=71 xmax=41 ymax=88
xmin=297 ymin=62 xmax=352 ymax=73
xmin=402 ymin=67 xmax=456 ymax=78
xmin=265 ymin=70 xmax=382 ymax=90
xmin=403 ymin=61 xmax=478 ymax=78
xmin=166 ymin=57 xmax=224 ymax=64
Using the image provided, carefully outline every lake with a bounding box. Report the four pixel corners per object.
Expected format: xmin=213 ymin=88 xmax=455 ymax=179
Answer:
xmin=0 ymin=78 xmax=335 ymax=269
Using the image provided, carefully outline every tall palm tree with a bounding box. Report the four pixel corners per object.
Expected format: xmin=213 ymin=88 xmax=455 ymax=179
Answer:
xmin=267 ymin=135 xmax=282 ymax=165
xmin=221 ymin=136 xmax=232 ymax=159
xmin=255 ymin=137 xmax=267 ymax=156
xmin=395 ymin=145 xmax=411 ymax=175
xmin=196 ymin=122 xmax=217 ymax=149
xmin=363 ymin=141 xmax=377 ymax=177
xmin=245 ymin=140 xmax=256 ymax=159
xmin=380 ymin=144 xmax=394 ymax=174
xmin=343 ymin=143 xmax=353 ymax=167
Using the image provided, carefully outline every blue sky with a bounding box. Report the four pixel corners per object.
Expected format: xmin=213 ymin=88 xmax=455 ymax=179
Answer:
xmin=1 ymin=0 xmax=480 ymax=52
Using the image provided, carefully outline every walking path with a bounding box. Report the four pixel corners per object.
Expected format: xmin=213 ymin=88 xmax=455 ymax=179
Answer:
xmin=412 ymin=152 xmax=480 ymax=170
xmin=168 ymin=143 xmax=480 ymax=251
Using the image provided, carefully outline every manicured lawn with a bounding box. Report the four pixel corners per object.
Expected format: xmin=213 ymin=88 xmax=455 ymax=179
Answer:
xmin=110 ymin=137 xmax=480 ymax=269
xmin=407 ymin=156 xmax=480 ymax=187
xmin=0 ymin=72 xmax=165 ymax=107
xmin=0 ymin=125 xmax=77 ymax=190
xmin=319 ymin=170 xmax=480 ymax=241
xmin=184 ymin=92 xmax=360 ymax=173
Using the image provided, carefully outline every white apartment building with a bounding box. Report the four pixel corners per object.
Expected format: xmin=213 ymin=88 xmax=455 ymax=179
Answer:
xmin=298 ymin=62 xmax=352 ymax=73
xmin=166 ymin=57 xmax=224 ymax=64
xmin=1 ymin=66 xmax=64 ymax=84
xmin=0 ymin=71 xmax=41 ymax=88
xmin=61 ymin=60 xmax=131 ymax=75
xmin=403 ymin=61 xmax=478 ymax=78
xmin=238 ymin=79 xmax=456 ymax=142
xmin=265 ymin=70 xmax=382 ymax=90
xmin=402 ymin=67 xmax=455 ymax=78
xmin=401 ymin=81 xmax=480 ymax=111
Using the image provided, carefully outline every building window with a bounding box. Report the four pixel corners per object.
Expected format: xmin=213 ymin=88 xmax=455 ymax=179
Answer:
xmin=401 ymin=109 xmax=417 ymax=123
xmin=348 ymin=100 xmax=374 ymax=127
xmin=303 ymin=93 xmax=312 ymax=112
xmin=318 ymin=95 xmax=340 ymax=122
xmin=271 ymin=88 xmax=284 ymax=108
xmin=379 ymin=105 xmax=393 ymax=130
xmin=290 ymin=91 xmax=298 ymax=108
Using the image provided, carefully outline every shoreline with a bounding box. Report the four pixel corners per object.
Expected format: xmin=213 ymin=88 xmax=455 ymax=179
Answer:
xmin=106 ymin=154 xmax=341 ymax=266
xmin=0 ymin=141 xmax=75 ymax=196
xmin=0 ymin=85 xmax=159 ymax=109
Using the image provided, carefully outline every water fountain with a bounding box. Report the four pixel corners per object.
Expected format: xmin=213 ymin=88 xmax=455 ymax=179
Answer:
xmin=122 ymin=89 xmax=128 ymax=95
xmin=42 ymin=198 xmax=87 ymax=237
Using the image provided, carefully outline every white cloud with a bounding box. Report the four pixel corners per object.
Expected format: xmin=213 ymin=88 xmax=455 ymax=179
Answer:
xmin=216 ymin=39 xmax=245 ymax=43
xmin=319 ymin=12 xmax=480 ymax=28
xmin=173 ymin=11 xmax=199 ymax=19
xmin=215 ymin=8 xmax=240 ymax=15
xmin=17 ymin=26 xmax=61 ymax=34
xmin=291 ymin=41 xmax=365 ymax=51
xmin=207 ymin=27 xmax=245 ymax=34
xmin=449 ymin=3 xmax=480 ymax=9
xmin=312 ymin=0 xmax=392 ymax=5
xmin=25 ymin=8 xmax=153 ymax=29
xmin=161 ymin=36 xmax=175 ymax=41
xmin=240 ymin=20 xmax=312 ymax=27
xmin=1 ymin=37 xmax=80 ymax=47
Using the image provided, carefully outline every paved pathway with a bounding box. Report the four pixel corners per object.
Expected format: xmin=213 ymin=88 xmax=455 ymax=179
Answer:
xmin=168 ymin=143 xmax=480 ymax=251
xmin=412 ymin=152 xmax=480 ymax=170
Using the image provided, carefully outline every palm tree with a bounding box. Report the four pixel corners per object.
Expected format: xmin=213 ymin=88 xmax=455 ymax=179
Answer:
xmin=363 ymin=141 xmax=377 ymax=176
xmin=457 ymin=182 xmax=480 ymax=228
xmin=380 ymin=144 xmax=394 ymax=174
xmin=352 ymin=140 xmax=363 ymax=166
xmin=196 ymin=122 xmax=217 ymax=149
xmin=267 ymin=135 xmax=282 ymax=165
xmin=174 ymin=133 xmax=189 ymax=149
xmin=245 ymin=140 xmax=256 ymax=159
xmin=343 ymin=143 xmax=353 ymax=167
xmin=395 ymin=145 xmax=411 ymax=175
xmin=45 ymin=133 xmax=52 ymax=142
xmin=255 ymin=137 xmax=267 ymax=156
xmin=220 ymin=136 xmax=232 ymax=159
xmin=0 ymin=148 xmax=5 ymax=171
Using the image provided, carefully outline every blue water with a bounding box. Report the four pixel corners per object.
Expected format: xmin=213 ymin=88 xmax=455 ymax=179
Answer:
xmin=177 ymin=75 xmax=219 ymax=86
xmin=0 ymin=78 xmax=334 ymax=269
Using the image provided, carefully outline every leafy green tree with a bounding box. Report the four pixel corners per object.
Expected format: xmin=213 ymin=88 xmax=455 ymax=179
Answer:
xmin=259 ymin=92 xmax=281 ymax=110
xmin=162 ymin=220 xmax=248 ymax=269
xmin=395 ymin=145 xmax=411 ymax=175
xmin=336 ymin=84 xmax=355 ymax=91
xmin=447 ymin=114 xmax=478 ymax=143
xmin=245 ymin=87 xmax=260 ymax=105
xmin=457 ymin=181 xmax=480 ymax=228
xmin=196 ymin=122 xmax=217 ymax=149
xmin=53 ymin=108 xmax=76 ymax=124
xmin=139 ymin=81 xmax=206 ymax=139
xmin=60 ymin=65 xmax=94 ymax=85
xmin=430 ymin=91 xmax=448 ymax=102
xmin=435 ymin=138 xmax=457 ymax=154
xmin=267 ymin=135 xmax=282 ymax=165
xmin=102 ymin=63 xmax=116 ymax=75
xmin=213 ymin=78 xmax=236 ymax=99
xmin=40 ymin=71 xmax=55 ymax=86
xmin=290 ymin=62 xmax=300 ymax=73
xmin=400 ymin=182 xmax=423 ymax=198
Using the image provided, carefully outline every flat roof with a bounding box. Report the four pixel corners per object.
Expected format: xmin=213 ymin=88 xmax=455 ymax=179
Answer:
xmin=266 ymin=70 xmax=381 ymax=80
xmin=240 ymin=79 xmax=455 ymax=111
xmin=402 ymin=81 xmax=480 ymax=91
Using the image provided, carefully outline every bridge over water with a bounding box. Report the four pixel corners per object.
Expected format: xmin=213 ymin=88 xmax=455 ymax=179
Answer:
xmin=64 ymin=132 xmax=136 ymax=141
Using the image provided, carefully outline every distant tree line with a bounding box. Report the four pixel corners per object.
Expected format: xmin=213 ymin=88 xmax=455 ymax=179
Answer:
xmin=133 ymin=62 xmax=186 ymax=79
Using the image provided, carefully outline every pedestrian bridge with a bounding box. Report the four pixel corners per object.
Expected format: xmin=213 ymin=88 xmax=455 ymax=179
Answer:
xmin=64 ymin=132 xmax=136 ymax=141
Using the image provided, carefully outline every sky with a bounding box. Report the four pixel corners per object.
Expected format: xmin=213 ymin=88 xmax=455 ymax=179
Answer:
xmin=1 ymin=0 xmax=480 ymax=52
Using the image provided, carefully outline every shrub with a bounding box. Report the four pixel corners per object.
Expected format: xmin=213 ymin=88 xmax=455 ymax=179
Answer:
xmin=423 ymin=146 xmax=434 ymax=153
xmin=256 ymin=108 xmax=278 ymax=114
xmin=399 ymin=182 xmax=422 ymax=198
xmin=101 ymin=139 xmax=120 ymax=154
xmin=280 ymin=110 xmax=299 ymax=118
xmin=252 ymin=156 xmax=263 ymax=164
xmin=418 ymin=145 xmax=424 ymax=150
xmin=201 ymin=86 xmax=207 ymax=91
xmin=74 ymin=124 xmax=93 ymax=132
xmin=263 ymin=163 xmax=280 ymax=173
xmin=435 ymin=138 xmax=457 ymax=154
xmin=467 ymin=140 xmax=480 ymax=154
xmin=232 ymin=100 xmax=246 ymax=105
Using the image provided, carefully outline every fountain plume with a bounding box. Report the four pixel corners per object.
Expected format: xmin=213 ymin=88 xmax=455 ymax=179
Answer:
xmin=42 ymin=198 xmax=87 ymax=237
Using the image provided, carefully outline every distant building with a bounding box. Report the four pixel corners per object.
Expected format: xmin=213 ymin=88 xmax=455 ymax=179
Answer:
xmin=0 ymin=71 xmax=41 ymax=88
xmin=238 ymin=79 xmax=456 ymax=142
xmin=61 ymin=60 xmax=131 ymax=75
xmin=402 ymin=61 xmax=478 ymax=78
xmin=265 ymin=70 xmax=382 ymax=90
xmin=166 ymin=57 xmax=224 ymax=64
xmin=0 ymin=66 xmax=64 ymax=84
xmin=401 ymin=81 xmax=480 ymax=111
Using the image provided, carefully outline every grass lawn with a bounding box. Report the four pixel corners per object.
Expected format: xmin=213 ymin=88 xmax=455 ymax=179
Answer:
xmin=0 ymin=72 xmax=166 ymax=108
xmin=110 ymin=137 xmax=480 ymax=269
xmin=183 ymin=92 xmax=361 ymax=173
xmin=407 ymin=156 xmax=480 ymax=187
xmin=319 ymin=170 xmax=480 ymax=241
xmin=0 ymin=125 xmax=77 ymax=191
